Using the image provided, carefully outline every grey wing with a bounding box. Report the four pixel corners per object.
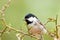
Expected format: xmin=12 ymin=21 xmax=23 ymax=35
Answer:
xmin=37 ymin=20 xmax=47 ymax=33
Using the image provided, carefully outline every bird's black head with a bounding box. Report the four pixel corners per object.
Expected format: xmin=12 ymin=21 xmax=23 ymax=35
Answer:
xmin=24 ymin=13 xmax=38 ymax=25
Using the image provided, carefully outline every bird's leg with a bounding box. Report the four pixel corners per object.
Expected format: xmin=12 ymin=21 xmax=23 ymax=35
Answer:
xmin=39 ymin=35 xmax=44 ymax=40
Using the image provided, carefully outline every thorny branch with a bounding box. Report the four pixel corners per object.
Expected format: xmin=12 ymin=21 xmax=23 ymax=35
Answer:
xmin=0 ymin=0 xmax=60 ymax=40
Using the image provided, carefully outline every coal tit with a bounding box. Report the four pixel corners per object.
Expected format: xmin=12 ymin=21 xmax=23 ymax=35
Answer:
xmin=24 ymin=13 xmax=47 ymax=35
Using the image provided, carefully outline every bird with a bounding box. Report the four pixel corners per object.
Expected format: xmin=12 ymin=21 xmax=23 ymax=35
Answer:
xmin=24 ymin=13 xmax=47 ymax=40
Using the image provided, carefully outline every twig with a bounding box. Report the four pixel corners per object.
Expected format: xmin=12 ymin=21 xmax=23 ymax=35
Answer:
xmin=16 ymin=33 xmax=26 ymax=40
xmin=55 ymin=15 xmax=59 ymax=38
xmin=4 ymin=24 xmax=39 ymax=40
xmin=56 ymin=25 xmax=60 ymax=27
xmin=0 ymin=27 xmax=7 ymax=36
xmin=44 ymin=18 xmax=56 ymax=25
xmin=44 ymin=20 xmax=50 ymax=25
xmin=0 ymin=0 xmax=11 ymax=40
xmin=44 ymin=18 xmax=56 ymax=37
xmin=0 ymin=0 xmax=11 ymax=18
xmin=1 ymin=16 xmax=39 ymax=40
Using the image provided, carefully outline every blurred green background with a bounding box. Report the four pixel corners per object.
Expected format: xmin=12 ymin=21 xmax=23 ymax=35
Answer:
xmin=0 ymin=0 xmax=60 ymax=40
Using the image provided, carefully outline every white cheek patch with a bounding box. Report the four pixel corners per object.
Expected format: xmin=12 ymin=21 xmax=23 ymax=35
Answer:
xmin=33 ymin=17 xmax=37 ymax=21
xmin=28 ymin=17 xmax=33 ymax=21
xmin=28 ymin=17 xmax=37 ymax=22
